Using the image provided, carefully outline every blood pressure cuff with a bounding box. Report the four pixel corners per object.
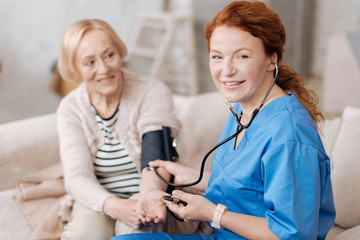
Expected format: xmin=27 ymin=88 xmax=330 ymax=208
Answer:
xmin=141 ymin=126 xmax=178 ymax=170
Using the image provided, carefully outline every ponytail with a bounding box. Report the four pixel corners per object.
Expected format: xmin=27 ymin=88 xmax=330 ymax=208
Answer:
xmin=277 ymin=64 xmax=324 ymax=127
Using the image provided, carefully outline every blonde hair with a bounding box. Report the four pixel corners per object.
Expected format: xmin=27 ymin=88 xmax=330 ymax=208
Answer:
xmin=58 ymin=19 xmax=128 ymax=82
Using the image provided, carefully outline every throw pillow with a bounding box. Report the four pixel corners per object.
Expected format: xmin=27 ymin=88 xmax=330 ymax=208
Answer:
xmin=331 ymin=107 xmax=360 ymax=228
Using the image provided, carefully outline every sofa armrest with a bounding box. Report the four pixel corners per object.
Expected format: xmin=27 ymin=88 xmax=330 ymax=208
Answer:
xmin=0 ymin=113 xmax=60 ymax=191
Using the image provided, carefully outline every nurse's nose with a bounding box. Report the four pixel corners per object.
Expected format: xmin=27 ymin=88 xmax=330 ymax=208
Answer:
xmin=222 ymin=59 xmax=236 ymax=76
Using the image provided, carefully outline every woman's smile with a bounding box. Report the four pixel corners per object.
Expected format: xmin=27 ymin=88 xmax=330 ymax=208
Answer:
xmin=222 ymin=80 xmax=246 ymax=87
xmin=98 ymin=75 xmax=115 ymax=84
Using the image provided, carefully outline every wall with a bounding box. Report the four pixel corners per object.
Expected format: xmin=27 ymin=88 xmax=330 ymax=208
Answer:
xmin=191 ymin=0 xmax=234 ymax=93
xmin=0 ymin=0 xmax=162 ymax=123
xmin=312 ymin=0 xmax=360 ymax=75
xmin=1 ymin=0 xmax=360 ymax=123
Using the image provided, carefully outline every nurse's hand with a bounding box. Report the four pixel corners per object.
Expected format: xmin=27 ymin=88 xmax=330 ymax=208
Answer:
xmin=164 ymin=190 xmax=216 ymax=223
xmin=149 ymin=160 xmax=200 ymax=185
xmin=136 ymin=190 xmax=167 ymax=224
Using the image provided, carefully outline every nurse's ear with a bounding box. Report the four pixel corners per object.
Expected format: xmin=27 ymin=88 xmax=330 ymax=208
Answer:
xmin=267 ymin=53 xmax=278 ymax=71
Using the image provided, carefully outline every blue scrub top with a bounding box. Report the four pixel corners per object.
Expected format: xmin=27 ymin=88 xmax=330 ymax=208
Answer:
xmin=204 ymin=93 xmax=336 ymax=240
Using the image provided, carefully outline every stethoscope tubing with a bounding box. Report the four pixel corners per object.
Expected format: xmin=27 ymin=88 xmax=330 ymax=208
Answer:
xmin=151 ymin=125 xmax=245 ymax=188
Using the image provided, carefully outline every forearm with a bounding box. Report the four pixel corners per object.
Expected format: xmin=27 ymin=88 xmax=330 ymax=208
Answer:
xmin=191 ymin=169 xmax=211 ymax=192
xmin=177 ymin=167 xmax=211 ymax=193
xmin=220 ymin=211 xmax=279 ymax=240
xmin=60 ymin=137 xmax=112 ymax=212
xmin=103 ymin=196 xmax=124 ymax=217
xmin=65 ymin=174 xmax=113 ymax=210
xmin=139 ymin=167 xmax=170 ymax=194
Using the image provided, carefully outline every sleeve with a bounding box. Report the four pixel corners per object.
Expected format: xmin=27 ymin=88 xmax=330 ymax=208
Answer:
xmin=136 ymin=80 xmax=181 ymax=138
xmin=57 ymin=100 xmax=113 ymax=213
xmin=261 ymin=141 xmax=325 ymax=239
xmin=136 ymin=80 xmax=181 ymax=169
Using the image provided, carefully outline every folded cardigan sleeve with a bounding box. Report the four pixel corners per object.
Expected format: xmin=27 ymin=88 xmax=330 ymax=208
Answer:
xmin=136 ymin=79 xmax=181 ymax=139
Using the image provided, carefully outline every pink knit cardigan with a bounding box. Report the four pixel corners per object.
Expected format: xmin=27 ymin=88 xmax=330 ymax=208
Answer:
xmin=57 ymin=69 xmax=181 ymax=213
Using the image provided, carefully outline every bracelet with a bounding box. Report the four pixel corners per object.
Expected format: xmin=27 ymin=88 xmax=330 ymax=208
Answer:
xmin=211 ymin=203 xmax=228 ymax=229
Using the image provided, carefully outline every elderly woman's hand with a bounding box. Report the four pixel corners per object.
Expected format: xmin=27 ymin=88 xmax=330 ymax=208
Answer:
xmin=136 ymin=190 xmax=168 ymax=224
xmin=104 ymin=196 xmax=142 ymax=230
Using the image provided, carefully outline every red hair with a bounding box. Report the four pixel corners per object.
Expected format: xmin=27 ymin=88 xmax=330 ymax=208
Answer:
xmin=205 ymin=1 xmax=324 ymax=126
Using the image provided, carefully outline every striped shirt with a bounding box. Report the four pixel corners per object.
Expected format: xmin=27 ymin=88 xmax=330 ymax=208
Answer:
xmin=91 ymin=104 xmax=140 ymax=199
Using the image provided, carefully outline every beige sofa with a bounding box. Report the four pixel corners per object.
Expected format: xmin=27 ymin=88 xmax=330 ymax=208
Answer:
xmin=0 ymin=92 xmax=359 ymax=239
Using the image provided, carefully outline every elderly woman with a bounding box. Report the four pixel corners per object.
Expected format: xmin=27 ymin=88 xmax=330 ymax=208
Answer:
xmin=112 ymin=1 xmax=336 ymax=240
xmin=57 ymin=19 xmax=198 ymax=239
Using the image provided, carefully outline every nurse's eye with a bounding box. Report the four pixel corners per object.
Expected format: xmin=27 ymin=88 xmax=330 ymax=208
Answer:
xmin=211 ymin=55 xmax=222 ymax=60
xmin=237 ymin=55 xmax=248 ymax=59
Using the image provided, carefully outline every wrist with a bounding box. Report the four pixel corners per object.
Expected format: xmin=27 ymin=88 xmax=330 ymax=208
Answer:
xmin=104 ymin=196 xmax=126 ymax=216
xmin=211 ymin=203 xmax=228 ymax=229
xmin=140 ymin=167 xmax=169 ymax=192
xmin=103 ymin=196 xmax=117 ymax=216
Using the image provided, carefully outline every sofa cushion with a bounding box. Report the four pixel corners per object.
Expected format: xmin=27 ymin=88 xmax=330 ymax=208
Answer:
xmin=331 ymin=107 xmax=360 ymax=228
xmin=173 ymin=92 xmax=229 ymax=170
xmin=0 ymin=113 xmax=60 ymax=191
xmin=334 ymin=226 xmax=360 ymax=240
xmin=326 ymin=224 xmax=346 ymax=240
xmin=320 ymin=117 xmax=342 ymax=169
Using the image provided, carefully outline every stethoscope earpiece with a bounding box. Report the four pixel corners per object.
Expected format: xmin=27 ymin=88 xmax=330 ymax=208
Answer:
xmin=274 ymin=62 xmax=279 ymax=80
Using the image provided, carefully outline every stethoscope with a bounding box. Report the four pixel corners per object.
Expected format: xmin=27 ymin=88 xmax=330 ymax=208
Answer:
xmin=150 ymin=63 xmax=279 ymax=188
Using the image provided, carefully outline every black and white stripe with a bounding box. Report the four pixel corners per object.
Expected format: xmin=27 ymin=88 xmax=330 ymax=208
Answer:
xmin=91 ymin=105 xmax=140 ymax=198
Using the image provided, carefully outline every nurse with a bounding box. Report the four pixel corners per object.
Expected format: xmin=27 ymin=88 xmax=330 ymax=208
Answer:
xmin=113 ymin=1 xmax=336 ymax=239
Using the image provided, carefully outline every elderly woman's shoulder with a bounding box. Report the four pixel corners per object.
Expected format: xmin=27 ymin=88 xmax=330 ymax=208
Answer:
xmin=57 ymin=82 xmax=86 ymax=113
xmin=123 ymin=68 xmax=171 ymax=94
